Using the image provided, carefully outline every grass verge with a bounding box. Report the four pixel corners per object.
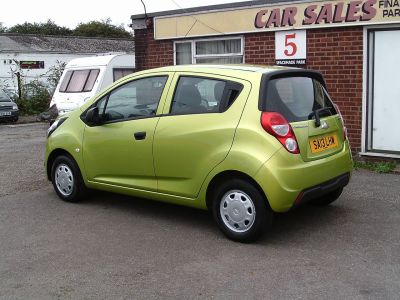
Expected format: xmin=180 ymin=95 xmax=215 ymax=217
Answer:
xmin=354 ymin=161 xmax=397 ymax=173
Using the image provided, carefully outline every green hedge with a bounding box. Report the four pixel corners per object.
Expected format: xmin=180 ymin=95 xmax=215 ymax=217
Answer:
xmin=14 ymin=81 xmax=51 ymax=116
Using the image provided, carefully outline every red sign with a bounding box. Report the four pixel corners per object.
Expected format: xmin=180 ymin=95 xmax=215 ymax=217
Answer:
xmin=20 ymin=61 xmax=45 ymax=69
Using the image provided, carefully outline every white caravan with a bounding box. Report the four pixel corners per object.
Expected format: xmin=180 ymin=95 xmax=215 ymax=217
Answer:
xmin=50 ymin=53 xmax=135 ymax=115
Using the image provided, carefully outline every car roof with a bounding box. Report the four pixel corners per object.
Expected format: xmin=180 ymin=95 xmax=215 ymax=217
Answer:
xmin=146 ymin=64 xmax=296 ymax=74
xmin=130 ymin=65 xmax=303 ymax=81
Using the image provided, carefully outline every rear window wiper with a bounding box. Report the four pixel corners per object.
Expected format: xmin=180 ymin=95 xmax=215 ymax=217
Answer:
xmin=308 ymin=107 xmax=332 ymax=127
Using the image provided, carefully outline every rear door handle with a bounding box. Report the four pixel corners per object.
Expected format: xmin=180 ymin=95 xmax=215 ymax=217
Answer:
xmin=134 ymin=131 xmax=146 ymax=140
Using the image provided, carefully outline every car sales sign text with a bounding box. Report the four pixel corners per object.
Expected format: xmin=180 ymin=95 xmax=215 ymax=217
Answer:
xmin=255 ymin=0 xmax=377 ymax=28
xmin=154 ymin=0 xmax=400 ymax=40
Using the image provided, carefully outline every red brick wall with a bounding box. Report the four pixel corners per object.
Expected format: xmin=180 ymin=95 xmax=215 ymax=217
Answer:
xmin=245 ymin=27 xmax=363 ymax=153
xmin=135 ymin=26 xmax=363 ymax=153
xmin=134 ymin=27 xmax=174 ymax=70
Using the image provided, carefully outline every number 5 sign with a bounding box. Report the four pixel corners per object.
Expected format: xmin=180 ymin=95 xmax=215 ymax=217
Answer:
xmin=275 ymin=30 xmax=307 ymax=65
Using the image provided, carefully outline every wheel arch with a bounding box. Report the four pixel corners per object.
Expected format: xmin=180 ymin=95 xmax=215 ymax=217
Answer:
xmin=205 ymin=170 xmax=271 ymax=210
xmin=46 ymin=148 xmax=75 ymax=181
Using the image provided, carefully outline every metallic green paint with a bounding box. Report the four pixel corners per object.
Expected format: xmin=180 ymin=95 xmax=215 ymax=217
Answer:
xmin=45 ymin=65 xmax=353 ymax=212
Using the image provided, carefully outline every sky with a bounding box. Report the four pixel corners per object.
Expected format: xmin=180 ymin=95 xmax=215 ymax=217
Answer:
xmin=0 ymin=0 xmax=248 ymax=30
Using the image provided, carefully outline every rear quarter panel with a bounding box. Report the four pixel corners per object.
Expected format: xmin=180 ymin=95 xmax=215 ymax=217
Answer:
xmin=195 ymin=73 xmax=283 ymax=207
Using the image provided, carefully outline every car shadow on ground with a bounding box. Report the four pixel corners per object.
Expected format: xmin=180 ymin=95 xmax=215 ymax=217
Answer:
xmin=83 ymin=190 xmax=216 ymax=230
xmin=82 ymin=190 xmax=347 ymax=244
xmin=264 ymin=204 xmax=347 ymax=243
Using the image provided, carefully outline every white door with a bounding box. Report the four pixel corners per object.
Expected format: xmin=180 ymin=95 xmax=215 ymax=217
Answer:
xmin=371 ymin=30 xmax=400 ymax=152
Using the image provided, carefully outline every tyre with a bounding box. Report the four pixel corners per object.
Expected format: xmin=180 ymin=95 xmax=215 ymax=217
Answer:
xmin=310 ymin=188 xmax=343 ymax=206
xmin=51 ymin=155 xmax=87 ymax=202
xmin=211 ymin=178 xmax=273 ymax=243
xmin=12 ymin=117 xmax=18 ymax=122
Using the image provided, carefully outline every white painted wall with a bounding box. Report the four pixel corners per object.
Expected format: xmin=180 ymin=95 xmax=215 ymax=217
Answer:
xmin=0 ymin=52 xmax=94 ymax=94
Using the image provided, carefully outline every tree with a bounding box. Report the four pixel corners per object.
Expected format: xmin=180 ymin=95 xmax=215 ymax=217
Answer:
xmin=44 ymin=60 xmax=67 ymax=91
xmin=7 ymin=19 xmax=72 ymax=35
xmin=74 ymin=18 xmax=131 ymax=38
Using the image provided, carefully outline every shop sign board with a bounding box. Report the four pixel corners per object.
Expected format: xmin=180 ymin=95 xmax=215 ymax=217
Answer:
xmin=154 ymin=0 xmax=400 ymax=39
xmin=275 ymin=30 xmax=306 ymax=65
xmin=20 ymin=61 xmax=45 ymax=69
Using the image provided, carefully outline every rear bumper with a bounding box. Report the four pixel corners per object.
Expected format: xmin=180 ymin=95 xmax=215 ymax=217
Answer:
xmin=254 ymin=141 xmax=353 ymax=212
xmin=291 ymin=172 xmax=350 ymax=208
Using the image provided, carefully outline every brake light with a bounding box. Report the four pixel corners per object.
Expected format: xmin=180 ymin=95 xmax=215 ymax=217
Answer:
xmin=333 ymin=103 xmax=347 ymax=140
xmin=260 ymin=112 xmax=300 ymax=154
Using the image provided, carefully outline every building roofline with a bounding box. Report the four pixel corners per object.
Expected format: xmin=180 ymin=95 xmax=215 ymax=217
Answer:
xmin=0 ymin=33 xmax=133 ymax=41
xmin=130 ymin=0 xmax=300 ymax=20
xmin=0 ymin=50 xmax=133 ymax=54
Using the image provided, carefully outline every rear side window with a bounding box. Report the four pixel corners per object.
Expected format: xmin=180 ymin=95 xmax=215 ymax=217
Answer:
xmin=263 ymin=77 xmax=336 ymax=122
xmin=59 ymin=69 xmax=100 ymax=93
xmin=170 ymin=76 xmax=242 ymax=115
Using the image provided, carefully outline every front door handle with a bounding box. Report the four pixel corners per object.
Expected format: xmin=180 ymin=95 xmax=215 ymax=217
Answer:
xmin=134 ymin=131 xmax=146 ymax=140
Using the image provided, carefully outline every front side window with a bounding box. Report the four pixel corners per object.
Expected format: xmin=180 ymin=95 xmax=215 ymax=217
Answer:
xmin=97 ymin=76 xmax=167 ymax=122
xmin=59 ymin=69 xmax=100 ymax=93
xmin=264 ymin=77 xmax=336 ymax=122
xmin=175 ymin=37 xmax=243 ymax=65
xmin=170 ymin=76 xmax=227 ymax=114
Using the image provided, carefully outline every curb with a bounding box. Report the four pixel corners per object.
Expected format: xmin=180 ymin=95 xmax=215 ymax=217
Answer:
xmin=354 ymin=166 xmax=400 ymax=175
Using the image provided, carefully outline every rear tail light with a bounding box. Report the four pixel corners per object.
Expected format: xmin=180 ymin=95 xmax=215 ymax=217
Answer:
xmin=260 ymin=112 xmax=300 ymax=154
xmin=333 ymin=103 xmax=347 ymax=140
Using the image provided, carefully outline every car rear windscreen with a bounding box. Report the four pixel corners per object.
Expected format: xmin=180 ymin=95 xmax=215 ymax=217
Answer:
xmin=264 ymin=77 xmax=337 ymax=122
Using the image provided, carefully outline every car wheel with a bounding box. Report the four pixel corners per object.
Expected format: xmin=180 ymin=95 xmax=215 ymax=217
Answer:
xmin=51 ymin=155 xmax=87 ymax=202
xmin=12 ymin=117 xmax=18 ymax=123
xmin=310 ymin=188 xmax=343 ymax=206
xmin=211 ymin=178 xmax=273 ymax=243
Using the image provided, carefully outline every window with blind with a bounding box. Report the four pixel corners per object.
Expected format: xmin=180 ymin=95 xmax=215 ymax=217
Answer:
xmin=59 ymin=69 xmax=100 ymax=93
xmin=113 ymin=68 xmax=136 ymax=82
xmin=174 ymin=37 xmax=243 ymax=65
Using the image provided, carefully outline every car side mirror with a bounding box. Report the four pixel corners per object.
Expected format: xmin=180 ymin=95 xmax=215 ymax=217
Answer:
xmin=85 ymin=107 xmax=101 ymax=125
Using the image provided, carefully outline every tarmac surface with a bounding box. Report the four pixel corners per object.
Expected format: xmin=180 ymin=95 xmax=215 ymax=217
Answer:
xmin=0 ymin=123 xmax=399 ymax=299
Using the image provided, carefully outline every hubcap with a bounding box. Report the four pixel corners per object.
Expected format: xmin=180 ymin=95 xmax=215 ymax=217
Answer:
xmin=219 ymin=190 xmax=256 ymax=233
xmin=55 ymin=164 xmax=74 ymax=196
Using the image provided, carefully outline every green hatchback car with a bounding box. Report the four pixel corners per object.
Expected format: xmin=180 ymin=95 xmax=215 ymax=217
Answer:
xmin=45 ymin=65 xmax=353 ymax=242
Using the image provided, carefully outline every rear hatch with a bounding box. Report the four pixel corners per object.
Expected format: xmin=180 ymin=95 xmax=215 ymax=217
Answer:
xmin=260 ymin=71 xmax=345 ymax=162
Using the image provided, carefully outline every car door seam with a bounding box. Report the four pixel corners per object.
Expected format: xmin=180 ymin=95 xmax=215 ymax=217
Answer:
xmin=194 ymin=80 xmax=253 ymax=199
xmin=152 ymin=72 xmax=176 ymax=192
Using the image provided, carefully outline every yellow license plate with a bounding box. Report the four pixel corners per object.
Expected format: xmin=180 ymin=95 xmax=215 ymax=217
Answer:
xmin=309 ymin=134 xmax=338 ymax=153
